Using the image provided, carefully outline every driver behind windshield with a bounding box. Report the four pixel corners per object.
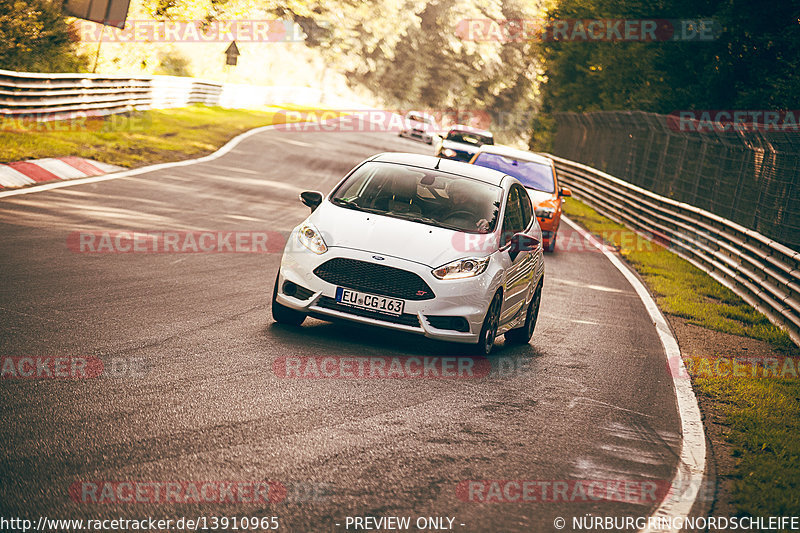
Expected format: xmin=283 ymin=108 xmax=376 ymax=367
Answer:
xmin=445 ymin=180 xmax=491 ymax=232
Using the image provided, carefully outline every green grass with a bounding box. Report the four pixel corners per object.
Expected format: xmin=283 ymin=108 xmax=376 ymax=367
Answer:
xmin=0 ymin=104 xmax=340 ymax=168
xmin=694 ymin=376 xmax=800 ymax=515
xmin=562 ymin=199 xmax=796 ymax=353
xmin=562 ymin=198 xmax=800 ymax=516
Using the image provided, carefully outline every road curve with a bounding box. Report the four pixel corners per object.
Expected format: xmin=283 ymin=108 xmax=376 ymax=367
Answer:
xmin=0 ymin=124 xmax=682 ymax=532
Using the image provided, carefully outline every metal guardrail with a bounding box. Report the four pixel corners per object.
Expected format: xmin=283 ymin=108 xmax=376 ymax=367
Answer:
xmin=548 ymin=153 xmax=800 ymax=347
xmin=0 ymin=69 xmax=222 ymax=120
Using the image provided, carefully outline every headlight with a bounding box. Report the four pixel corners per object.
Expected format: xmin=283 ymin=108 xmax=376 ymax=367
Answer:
xmin=297 ymin=222 xmax=328 ymax=254
xmin=442 ymin=148 xmax=457 ymax=158
xmin=432 ymin=257 xmax=490 ymax=280
xmin=535 ymin=206 xmax=555 ymax=220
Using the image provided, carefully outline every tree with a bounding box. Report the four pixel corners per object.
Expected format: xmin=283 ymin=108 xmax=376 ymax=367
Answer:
xmin=0 ymin=0 xmax=87 ymax=72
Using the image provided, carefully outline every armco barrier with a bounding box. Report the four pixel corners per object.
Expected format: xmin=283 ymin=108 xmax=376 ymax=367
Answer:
xmin=0 ymin=69 xmax=368 ymax=120
xmin=0 ymin=69 xmax=222 ymax=120
xmin=548 ymin=153 xmax=800 ymax=346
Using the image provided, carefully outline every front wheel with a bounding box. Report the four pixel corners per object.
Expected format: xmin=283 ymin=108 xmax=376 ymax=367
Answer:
xmin=505 ymin=283 xmax=542 ymax=345
xmin=271 ymin=273 xmax=306 ymax=326
xmin=474 ymin=293 xmax=502 ymax=355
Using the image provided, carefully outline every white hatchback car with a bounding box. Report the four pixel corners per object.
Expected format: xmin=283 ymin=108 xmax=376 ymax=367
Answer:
xmin=272 ymin=153 xmax=544 ymax=355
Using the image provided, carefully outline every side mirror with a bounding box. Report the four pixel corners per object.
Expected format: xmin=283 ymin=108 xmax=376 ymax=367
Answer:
xmin=300 ymin=191 xmax=324 ymax=211
xmin=508 ymin=233 xmax=540 ymax=261
xmin=559 ymin=187 xmax=572 ymax=197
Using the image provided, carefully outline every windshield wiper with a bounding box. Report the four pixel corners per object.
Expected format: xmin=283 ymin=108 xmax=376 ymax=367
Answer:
xmin=331 ymin=198 xmax=386 ymax=215
xmin=331 ymin=197 xmax=360 ymax=208
xmin=388 ymin=212 xmax=473 ymax=232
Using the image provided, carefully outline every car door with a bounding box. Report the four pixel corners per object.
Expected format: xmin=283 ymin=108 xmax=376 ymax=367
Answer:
xmin=499 ymin=184 xmax=536 ymax=324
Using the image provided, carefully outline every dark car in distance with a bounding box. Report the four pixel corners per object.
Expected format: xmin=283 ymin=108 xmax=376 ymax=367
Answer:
xmin=435 ymin=125 xmax=494 ymax=162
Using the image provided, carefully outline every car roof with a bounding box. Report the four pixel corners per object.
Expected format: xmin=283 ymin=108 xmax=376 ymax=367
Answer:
xmin=369 ymin=152 xmax=508 ymax=186
xmin=476 ymin=145 xmax=553 ymax=165
xmin=447 ymin=124 xmax=493 ymax=137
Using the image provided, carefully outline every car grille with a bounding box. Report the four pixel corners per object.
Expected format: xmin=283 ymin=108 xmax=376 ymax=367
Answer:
xmin=313 ymin=258 xmax=435 ymax=300
xmin=316 ymin=296 xmax=420 ymax=327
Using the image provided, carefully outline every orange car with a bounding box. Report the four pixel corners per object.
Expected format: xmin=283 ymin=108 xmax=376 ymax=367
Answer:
xmin=469 ymin=146 xmax=571 ymax=252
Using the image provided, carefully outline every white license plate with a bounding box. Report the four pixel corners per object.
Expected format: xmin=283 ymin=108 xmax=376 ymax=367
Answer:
xmin=335 ymin=287 xmax=405 ymax=316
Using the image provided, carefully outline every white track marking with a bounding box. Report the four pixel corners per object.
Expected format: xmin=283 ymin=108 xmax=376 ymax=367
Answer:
xmin=562 ymin=215 xmax=706 ymax=533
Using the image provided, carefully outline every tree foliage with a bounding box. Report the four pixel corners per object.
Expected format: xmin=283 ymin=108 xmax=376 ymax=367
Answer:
xmin=0 ymin=0 xmax=87 ymax=72
xmin=280 ymin=0 xmax=544 ymax=142
xmin=539 ymin=0 xmax=800 ymax=114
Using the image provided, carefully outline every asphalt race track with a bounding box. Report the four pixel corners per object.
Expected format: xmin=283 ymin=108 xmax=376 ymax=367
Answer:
xmin=0 ymin=124 xmax=682 ymax=532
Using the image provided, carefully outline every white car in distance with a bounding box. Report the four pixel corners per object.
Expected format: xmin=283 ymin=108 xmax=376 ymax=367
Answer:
xmin=398 ymin=111 xmax=439 ymax=144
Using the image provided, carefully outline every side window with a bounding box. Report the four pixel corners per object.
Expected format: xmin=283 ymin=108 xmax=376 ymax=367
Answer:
xmin=502 ymin=186 xmax=524 ymax=246
xmin=517 ymin=185 xmax=533 ymax=229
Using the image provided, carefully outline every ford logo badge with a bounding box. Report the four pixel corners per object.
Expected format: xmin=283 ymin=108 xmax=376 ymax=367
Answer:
xmin=372 ymin=255 xmax=385 ymax=261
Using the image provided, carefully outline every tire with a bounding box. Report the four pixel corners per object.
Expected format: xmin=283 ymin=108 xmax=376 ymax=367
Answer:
xmin=271 ymin=273 xmax=306 ymax=326
xmin=505 ymin=283 xmax=542 ymax=345
xmin=545 ymin=232 xmax=557 ymax=253
xmin=474 ymin=292 xmax=502 ymax=355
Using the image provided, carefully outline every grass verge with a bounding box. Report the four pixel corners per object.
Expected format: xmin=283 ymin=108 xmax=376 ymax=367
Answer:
xmin=562 ymin=197 xmax=800 ymax=516
xmin=0 ymin=104 xmax=343 ymax=168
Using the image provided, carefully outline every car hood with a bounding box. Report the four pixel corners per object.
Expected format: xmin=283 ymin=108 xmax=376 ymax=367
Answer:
xmin=441 ymin=139 xmax=481 ymax=153
xmin=310 ymin=202 xmax=487 ymax=268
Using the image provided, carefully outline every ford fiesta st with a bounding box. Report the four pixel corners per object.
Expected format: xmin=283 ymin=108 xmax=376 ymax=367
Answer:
xmin=271 ymin=153 xmax=544 ymax=355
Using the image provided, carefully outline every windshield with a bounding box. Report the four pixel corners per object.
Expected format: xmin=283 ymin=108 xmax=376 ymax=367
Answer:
xmin=446 ymin=131 xmax=493 ymax=146
xmin=473 ymin=153 xmax=555 ymax=193
xmin=330 ymin=162 xmax=501 ymax=234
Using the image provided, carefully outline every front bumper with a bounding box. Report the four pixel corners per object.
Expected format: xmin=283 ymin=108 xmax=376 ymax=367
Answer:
xmin=276 ymin=244 xmax=496 ymax=344
xmin=538 ymin=217 xmax=560 ymax=243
